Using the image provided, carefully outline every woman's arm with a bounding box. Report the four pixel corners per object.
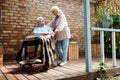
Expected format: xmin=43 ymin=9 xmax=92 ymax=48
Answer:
xmin=55 ymin=15 xmax=67 ymax=32
xmin=47 ymin=18 xmax=55 ymax=28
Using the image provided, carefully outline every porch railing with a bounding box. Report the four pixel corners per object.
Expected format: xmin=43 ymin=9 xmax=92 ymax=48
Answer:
xmin=91 ymin=27 xmax=120 ymax=67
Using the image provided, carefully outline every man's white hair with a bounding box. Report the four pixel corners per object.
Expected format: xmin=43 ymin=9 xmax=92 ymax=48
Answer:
xmin=37 ymin=16 xmax=44 ymax=21
xmin=51 ymin=6 xmax=63 ymax=15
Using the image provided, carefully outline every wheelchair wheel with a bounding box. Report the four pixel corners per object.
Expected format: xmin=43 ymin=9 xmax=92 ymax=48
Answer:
xmin=42 ymin=64 xmax=49 ymax=72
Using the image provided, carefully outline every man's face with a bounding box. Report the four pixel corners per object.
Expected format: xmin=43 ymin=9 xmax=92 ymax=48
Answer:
xmin=37 ymin=19 xmax=45 ymax=25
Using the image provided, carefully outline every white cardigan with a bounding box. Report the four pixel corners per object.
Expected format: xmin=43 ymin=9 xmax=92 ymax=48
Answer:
xmin=48 ymin=14 xmax=71 ymax=41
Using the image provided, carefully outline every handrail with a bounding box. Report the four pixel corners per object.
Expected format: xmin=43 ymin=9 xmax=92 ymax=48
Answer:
xmin=91 ymin=27 xmax=120 ymax=67
xmin=91 ymin=27 xmax=120 ymax=32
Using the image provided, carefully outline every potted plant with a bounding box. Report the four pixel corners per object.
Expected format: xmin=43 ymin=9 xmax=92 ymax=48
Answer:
xmin=92 ymin=33 xmax=100 ymax=44
xmin=68 ymin=34 xmax=79 ymax=60
xmin=92 ymin=7 xmax=112 ymax=28
xmin=69 ymin=34 xmax=77 ymax=44
xmin=91 ymin=33 xmax=100 ymax=57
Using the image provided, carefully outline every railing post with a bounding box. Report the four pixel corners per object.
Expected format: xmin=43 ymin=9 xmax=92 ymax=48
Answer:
xmin=100 ymin=31 xmax=105 ymax=62
xmin=112 ymin=32 xmax=116 ymax=67
xmin=84 ymin=0 xmax=92 ymax=72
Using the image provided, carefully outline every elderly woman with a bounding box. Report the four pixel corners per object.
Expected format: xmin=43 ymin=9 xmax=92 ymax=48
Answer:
xmin=48 ymin=6 xmax=71 ymax=66
xmin=33 ymin=16 xmax=53 ymax=38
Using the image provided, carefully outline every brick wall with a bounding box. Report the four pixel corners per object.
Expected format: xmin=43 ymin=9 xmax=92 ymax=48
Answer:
xmin=0 ymin=0 xmax=95 ymax=61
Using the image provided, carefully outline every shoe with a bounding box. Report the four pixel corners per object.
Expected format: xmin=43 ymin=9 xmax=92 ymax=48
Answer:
xmin=19 ymin=60 xmax=27 ymax=65
xmin=33 ymin=59 xmax=41 ymax=63
xmin=59 ymin=61 xmax=67 ymax=66
xmin=57 ymin=60 xmax=62 ymax=65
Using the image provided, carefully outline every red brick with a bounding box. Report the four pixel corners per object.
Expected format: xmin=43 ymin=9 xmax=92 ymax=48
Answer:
xmin=3 ymin=31 xmax=12 ymax=33
xmin=6 ymin=48 xmax=14 ymax=51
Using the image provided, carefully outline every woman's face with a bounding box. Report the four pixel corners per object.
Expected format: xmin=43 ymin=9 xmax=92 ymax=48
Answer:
xmin=52 ymin=11 xmax=58 ymax=16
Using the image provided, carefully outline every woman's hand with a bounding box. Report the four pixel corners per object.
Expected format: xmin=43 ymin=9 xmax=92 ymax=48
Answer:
xmin=54 ymin=30 xmax=61 ymax=40
xmin=54 ymin=30 xmax=60 ymax=34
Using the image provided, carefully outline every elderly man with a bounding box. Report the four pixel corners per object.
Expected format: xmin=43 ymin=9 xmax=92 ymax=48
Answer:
xmin=33 ymin=16 xmax=53 ymax=38
xmin=16 ymin=17 xmax=56 ymax=70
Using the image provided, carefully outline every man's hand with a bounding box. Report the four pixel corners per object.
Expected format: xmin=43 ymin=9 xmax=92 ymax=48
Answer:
xmin=39 ymin=35 xmax=46 ymax=39
xmin=45 ymin=35 xmax=51 ymax=39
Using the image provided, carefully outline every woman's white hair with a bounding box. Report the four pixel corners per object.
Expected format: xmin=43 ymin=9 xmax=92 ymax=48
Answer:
xmin=51 ymin=6 xmax=63 ymax=15
xmin=37 ymin=16 xmax=44 ymax=21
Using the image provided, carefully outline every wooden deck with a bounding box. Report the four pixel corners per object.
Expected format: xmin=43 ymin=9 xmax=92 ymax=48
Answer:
xmin=1 ymin=57 xmax=120 ymax=80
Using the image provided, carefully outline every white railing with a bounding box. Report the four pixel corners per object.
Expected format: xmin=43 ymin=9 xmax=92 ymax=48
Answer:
xmin=91 ymin=27 xmax=120 ymax=67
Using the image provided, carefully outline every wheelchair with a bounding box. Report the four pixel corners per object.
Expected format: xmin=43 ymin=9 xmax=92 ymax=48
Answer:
xmin=16 ymin=36 xmax=53 ymax=72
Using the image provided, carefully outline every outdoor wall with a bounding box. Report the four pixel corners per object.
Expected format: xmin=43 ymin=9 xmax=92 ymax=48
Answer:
xmin=0 ymin=0 xmax=95 ymax=61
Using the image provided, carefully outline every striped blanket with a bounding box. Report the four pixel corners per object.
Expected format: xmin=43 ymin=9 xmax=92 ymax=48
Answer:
xmin=16 ymin=36 xmax=57 ymax=71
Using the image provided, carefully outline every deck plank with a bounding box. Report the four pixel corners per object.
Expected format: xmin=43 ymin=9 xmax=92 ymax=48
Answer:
xmin=8 ymin=64 xmax=53 ymax=80
xmin=5 ymin=64 xmax=28 ymax=80
xmin=0 ymin=69 xmax=7 ymax=80
xmin=10 ymin=64 xmax=40 ymax=80
xmin=39 ymin=72 xmax=58 ymax=80
xmin=62 ymin=64 xmax=82 ymax=71
xmin=48 ymin=69 xmax=72 ymax=78
xmin=0 ymin=66 xmax=17 ymax=80
xmin=23 ymin=74 xmax=39 ymax=80
xmin=35 ymin=67 xmax=68 ymax=80
xmin=53 ymin=66 xmax=81 ymax=77
xmin=47 ymin=69 xmax=67 ymax=79
xmin=33 ymin=73 xmax=50 ymax=80
xmin=67 ymin=61 xmax=85 ymax=67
